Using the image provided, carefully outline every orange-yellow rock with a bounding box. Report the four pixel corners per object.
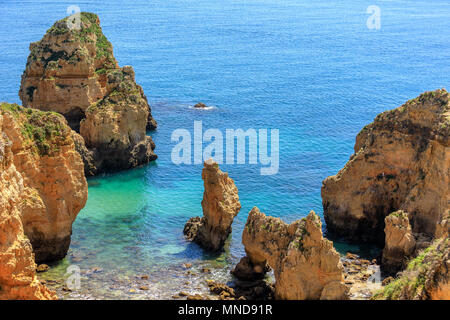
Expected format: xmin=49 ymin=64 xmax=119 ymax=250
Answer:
xmin=0 ymin=103 xmax=87 ymax=263
xmin=0 ymin=110 xmax=57 ymax=300
xmin=184 ymin=159 xmax=241 ymax=251
xmin=19 ymin=12 xmax=157 ymax=175
xmin=322 ymin=89 xmax=449 ymax=244
xmin=382 ymin=211 xmax=416 ymax=273
xmin=241 ymin=207 xmax=348 ymax=300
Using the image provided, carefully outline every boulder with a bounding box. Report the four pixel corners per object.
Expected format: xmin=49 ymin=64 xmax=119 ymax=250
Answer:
xmin=231 ymin=256 xmax=269 ymax=281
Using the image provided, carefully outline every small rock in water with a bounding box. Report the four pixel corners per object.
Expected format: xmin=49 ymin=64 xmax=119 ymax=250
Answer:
xmin=140 ymin=275 xmax=149 ymax=280
xmin=179 ymin=291 xmax=189 ymax=297
xmin=182 ymin=263 xmax=192 ymax=269
xmin=193 ymin=102 xmax=208 ymax=109
xmin=36 ymin=264 xmax=49 ymax=272
xmin=201 ymin=268 xmax=211 ymax=273
xmin=139 ymin=286 xmax=149 ymax=291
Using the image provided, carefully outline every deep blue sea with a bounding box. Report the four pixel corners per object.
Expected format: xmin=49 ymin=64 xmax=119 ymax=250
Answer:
xmin=1 ymin=0 xmax=449 ymax=299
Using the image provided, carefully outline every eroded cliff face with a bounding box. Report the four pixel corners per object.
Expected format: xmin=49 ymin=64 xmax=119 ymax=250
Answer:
xmin=0 ymin=103 xmax=87 ymax=263
xmin=19 ymin=12 xmax=157 ymax=175
xmin=373 ymin=238 xmax=449 ymax=300
xmin=0 ymin=110 xmax=58 ymax=300
xmin=184 ymin=159 xmax=241 ymax=251
xmin=382 ymin=211 xmax=416 ymax=273
xmin=241 ymin=207 xmax=348 ymax=300
xmin=80 ymin=66 xmax=156 ymax=172
xmin=322 ymin=89 xmax=449 ymax=244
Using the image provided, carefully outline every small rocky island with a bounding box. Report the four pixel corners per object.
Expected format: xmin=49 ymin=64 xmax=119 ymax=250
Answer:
xmin=19 ymin=12 xmax=157 ymax=175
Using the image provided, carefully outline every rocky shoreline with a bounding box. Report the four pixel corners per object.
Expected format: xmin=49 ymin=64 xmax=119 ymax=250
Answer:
xmin=0 ymin=11 xmax=448 ymax=300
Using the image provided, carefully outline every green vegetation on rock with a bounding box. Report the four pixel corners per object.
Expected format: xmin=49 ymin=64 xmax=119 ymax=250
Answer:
xmin=372 ymin=238 xmax=449 ymax=300
xmin=44 ymin=12 xmax=115 ymax=68
xmin=0 ymin=103 xmax=69 ymax=156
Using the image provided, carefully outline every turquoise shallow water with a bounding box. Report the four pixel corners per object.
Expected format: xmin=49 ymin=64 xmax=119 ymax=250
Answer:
xmin=1 ymin=0 xmax=449 ymax=299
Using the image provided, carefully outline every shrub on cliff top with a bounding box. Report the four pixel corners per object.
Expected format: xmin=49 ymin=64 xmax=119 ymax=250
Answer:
xmin=0 ymin=103 xmax=69 ymax=156
xmin=45 ymin=12 xmax=115 ymax=67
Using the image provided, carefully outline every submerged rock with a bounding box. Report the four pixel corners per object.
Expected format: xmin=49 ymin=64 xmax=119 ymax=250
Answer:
xmin=19 ymin=12 xmax=157 ymax=175
xmin=239 ymin=207 xmax=348 ymax=300
xmin=382 ymin=211 xmax=416 ymax=274
xmin=184 ymin=159 xmax=241 ymax=251
xmin=322 ymin=89 xmax=449 ymax=244
xmin=0 ymin=103 xmax=87 ymax=263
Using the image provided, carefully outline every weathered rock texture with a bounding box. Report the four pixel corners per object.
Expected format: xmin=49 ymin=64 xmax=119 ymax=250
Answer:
xmin=19 ymin=12 xmax=157 ymax=175
xmin=1 ymin=107 xmax=61 ymax=300
xmin=0 ymin=103 xmax=87 ymax=263
xmin=373 ymin=238 xmax=449 ymax=300
xmin=79 ymin=66 xmax=156 ymax=172
xmin=184 ymin=159 xmax=241 ymax=251
xmin=322 ymin=89 xmax=450 ymax=244
xmin=382 ymin=211 xmax=416 ymax=273
xmin=241 ymin=207 xmax=348 ymax=300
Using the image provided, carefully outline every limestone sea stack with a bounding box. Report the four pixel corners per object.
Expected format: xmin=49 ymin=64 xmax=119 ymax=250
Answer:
xmin=238 ymin=207 xmax=348 ymax=300
xmin=19 ymin=12 xmax=157 ymax=175
xmin=184 ymin=159 xmax=241 ymax=251
xmin=0 ymin=103 xmax=88 ymax=263
xmin=322 ymin=89 xmax=449 ymax=245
